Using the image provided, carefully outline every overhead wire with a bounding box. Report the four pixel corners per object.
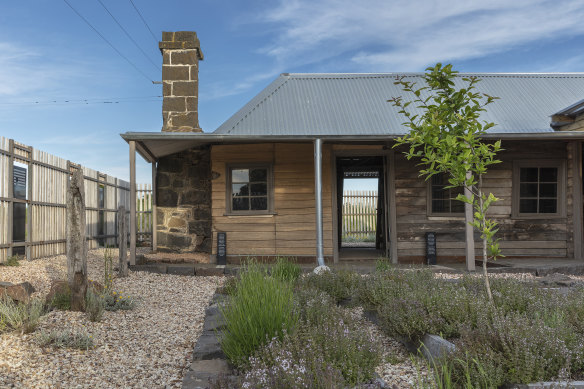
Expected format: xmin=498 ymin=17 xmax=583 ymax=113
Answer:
xmin=95 ymin=0 xmax=161 ymax=72
xmin=0 ymin=96 xmax=162 ymax=106
xmin=128 ymin=0 xmax=159 ymax=44
xmin=62 ymin=0 xmax=154 ymax=83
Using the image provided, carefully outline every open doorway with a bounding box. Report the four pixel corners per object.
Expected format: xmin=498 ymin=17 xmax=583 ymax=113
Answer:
xmin=336 ymin=156 xmax=386 ymax=260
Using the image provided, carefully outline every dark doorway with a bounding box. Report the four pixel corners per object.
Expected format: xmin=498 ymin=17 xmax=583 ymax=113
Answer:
xmin=336 ymin=156 xmax=386 ymax=259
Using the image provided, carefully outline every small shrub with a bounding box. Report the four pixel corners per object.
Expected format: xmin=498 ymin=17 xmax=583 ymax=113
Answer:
xmin=104 ymin=291 xmax=136 ymax=311
xmin=298 ymin=270 xmax=360 ymax=303
xmin=375 ymin=257 xmax=392 ymax=273
xmin=0 ymin=298 xmax=45 ymax=334
xmin=219 ymin=261 xmax=298 ymax=367
xmin=35 ymin=328 xmax=94 ymax=350
xmin=1 ymin=255 xmax=20 ymax=267
xmin=85 ymin=288 xmax=105 ymax=322
xmin=272 ymin=256 xmax=301 ymax=283
xmin=245 ymin=291 xmax=381 ymax=387
xmin=50 ymin=287 xmax=72 ymax=311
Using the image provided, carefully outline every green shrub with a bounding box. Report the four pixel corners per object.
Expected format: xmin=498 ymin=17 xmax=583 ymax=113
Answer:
xmin=220 ymin=276 xmax=238 ymax=296
xmin=0 ymin=298 xmax=45 ymax=334
xmin=104 ymin=291 xmax=136 ymax=311
xmin=85 ymin=288 xmax=105 ymax=322
xmin=297 ymin=269 xmax=360 ymax=303
xmin=49 ymin=287 xmax=71 ymax=311
xmin=243 ymin=289 xmax=381 ymax=387
xmin=218 ymin=261 xmax=298 ymax=367
xmin=272 ymin=256 xmax=301 ymax=283
xmin=1 ymin=255 xmax=20 ymax=267
xmin=35 ymin=328 xmax=94 ymax=350
xmin=375 ymin=257 xmax=392 ymax=273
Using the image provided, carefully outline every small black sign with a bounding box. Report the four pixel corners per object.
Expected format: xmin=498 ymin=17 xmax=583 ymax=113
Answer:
xmin=217 ymin=232 xmax=226 ymax=265
xmin=426 ymin=232 xmax=437 ymax=265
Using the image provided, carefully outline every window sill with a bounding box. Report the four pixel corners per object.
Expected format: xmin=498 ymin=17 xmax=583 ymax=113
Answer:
xmin=223 ymin=212 xmax=277 ymax=217
xmin=427 ymin=215 xmax=465 ymax=221
xmin=511 ymin=214 xmax=565 ymax=220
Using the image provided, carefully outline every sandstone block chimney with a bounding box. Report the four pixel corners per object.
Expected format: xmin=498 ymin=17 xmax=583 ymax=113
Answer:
xmin=159 ymin=31 xmax=204 ymax=132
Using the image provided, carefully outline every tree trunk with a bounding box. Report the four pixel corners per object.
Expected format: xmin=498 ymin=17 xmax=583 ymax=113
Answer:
xmin=118 ymin=205 xmax=128 ymax=277
xmin=66 ymin=169 xmax=88 ymax=311
xmin=477 ymin=177 xmax=493 ymax=303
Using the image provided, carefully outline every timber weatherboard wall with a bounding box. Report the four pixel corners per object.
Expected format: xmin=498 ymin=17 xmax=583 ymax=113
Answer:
xmin=0 ymin=136 xmax=130 ymax=262
xmin=394 ymin=140 xmax=576 ymax=261
xmin=211 ymin=143 xmax=334 ymax=259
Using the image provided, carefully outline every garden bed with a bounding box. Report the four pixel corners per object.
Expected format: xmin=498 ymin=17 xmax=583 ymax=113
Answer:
xmin=0 ymin=248 xmax=223 ymax=388
xmin=206 ymin=259 xmax=584 ymax=388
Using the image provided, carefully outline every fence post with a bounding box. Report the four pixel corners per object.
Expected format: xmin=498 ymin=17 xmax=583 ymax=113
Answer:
xmin=118 ymin=205 xmax=128 ymax=277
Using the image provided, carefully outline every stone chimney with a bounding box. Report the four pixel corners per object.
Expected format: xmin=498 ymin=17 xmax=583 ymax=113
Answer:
xmin=159 ymin=31 xmax=204 ymax=132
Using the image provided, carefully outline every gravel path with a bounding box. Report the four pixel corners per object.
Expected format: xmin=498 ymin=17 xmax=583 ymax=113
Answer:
xmin=0 ymin=249 xmax=223 ymax=389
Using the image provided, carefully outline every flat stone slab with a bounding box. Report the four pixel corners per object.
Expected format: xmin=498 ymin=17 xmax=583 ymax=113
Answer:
xmin=167 ymin=265 xmax=195 ymax=276
xmin=506 ymin=382 xmax=584 ymax=388
xmin=182 ymin=359 xmax=230 ymax=389
xmin=130 ymin=264 xmax=167 ymax=274
xmin=196 ymin=266 xmax=225 ymax=277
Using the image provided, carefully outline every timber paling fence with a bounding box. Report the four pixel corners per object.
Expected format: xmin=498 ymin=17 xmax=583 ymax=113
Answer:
xmin=342 ymin=190 xmax=378 ymax=241
xmin=136 ymin=184 xmax=153 ymax=242
xmin=0 ymin=136 xmax=132 ymax=262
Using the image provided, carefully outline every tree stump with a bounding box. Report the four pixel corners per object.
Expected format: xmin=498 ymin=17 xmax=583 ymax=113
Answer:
xmin=66 ymin=169 xmax=88 ymax=311
xmin=118 ymin=205 xmax=128 ymax=277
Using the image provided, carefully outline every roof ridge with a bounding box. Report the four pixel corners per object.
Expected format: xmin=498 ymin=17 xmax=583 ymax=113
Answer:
xmin=283 ymin=72 xmax=584 ymax=79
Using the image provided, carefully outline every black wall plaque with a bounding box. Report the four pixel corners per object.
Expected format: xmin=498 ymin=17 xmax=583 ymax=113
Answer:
xmin=425 ymin=232 xmax=437 ymax=265
xmin=217 ymin=232 xmax=226 ymax=265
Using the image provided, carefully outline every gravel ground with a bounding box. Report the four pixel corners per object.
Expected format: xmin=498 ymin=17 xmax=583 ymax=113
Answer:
xmin=0 ymin=248 xmax=223 ymax=389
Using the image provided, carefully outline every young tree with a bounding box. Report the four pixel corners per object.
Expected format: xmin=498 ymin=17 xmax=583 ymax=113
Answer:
xmin=66 ymin=169 xmax=88 ymax=311
xmin=389 ymin=63 xmax=502 ymax=302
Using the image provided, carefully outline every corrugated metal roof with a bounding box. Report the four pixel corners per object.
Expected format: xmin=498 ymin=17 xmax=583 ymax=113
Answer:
xmin=213 ymin=73 xmax=584 ymax=136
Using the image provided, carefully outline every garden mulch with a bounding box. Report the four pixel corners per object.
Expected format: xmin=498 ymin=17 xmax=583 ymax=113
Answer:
xmin=0 ymin=248 xmax=223 ymax=389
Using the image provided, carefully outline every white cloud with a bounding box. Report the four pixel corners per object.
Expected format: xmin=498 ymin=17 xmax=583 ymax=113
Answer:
xmin=257 ymin=0 xmax=584 ymax=71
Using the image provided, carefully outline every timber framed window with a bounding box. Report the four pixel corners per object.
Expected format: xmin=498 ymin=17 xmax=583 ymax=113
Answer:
xmin=226 ymin=165 xmax=273 ymax=214
xmin=428 ymin=173 xmax=464 ymax=216
xmin=512 ymin=160 xmax=566 ymax=218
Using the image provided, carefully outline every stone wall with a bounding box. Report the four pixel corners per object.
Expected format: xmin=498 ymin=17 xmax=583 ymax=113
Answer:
xmin=156 ymin=146 xmax=211 ymax=257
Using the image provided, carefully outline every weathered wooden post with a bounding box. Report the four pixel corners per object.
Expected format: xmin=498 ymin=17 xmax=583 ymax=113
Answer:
xmin=118 ymin=205 xmax=128 ymax=277
xmin=66 ymin=169 xmax=88 ymax=311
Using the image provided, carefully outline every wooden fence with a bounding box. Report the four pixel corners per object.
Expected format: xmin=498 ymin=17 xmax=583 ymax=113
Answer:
xmin=0 ymin=137 xmax=131 ymax=262
xmin=136 ymin=184 xmax=153 ymax=242
xmin=342 ymin=190 xmax=378 ymax=241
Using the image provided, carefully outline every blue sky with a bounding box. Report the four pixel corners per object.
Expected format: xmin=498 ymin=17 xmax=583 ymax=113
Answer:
xmin=1 ymin=0 xmax=584 ymax=184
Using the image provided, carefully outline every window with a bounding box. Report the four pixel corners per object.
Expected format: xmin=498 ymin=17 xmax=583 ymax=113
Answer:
xmin=513 ymin=160 xmax=565 ymax=217
xmin=227 ymin=165 xmax=272 ymax=214
xmin=429 ymin=174 xmax=464 ymax=215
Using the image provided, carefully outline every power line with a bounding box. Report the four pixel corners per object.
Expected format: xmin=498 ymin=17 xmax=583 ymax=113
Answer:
xmin=63 ymin=0 xmax=154 ymax=82
xmin=128 ymin=0 xmax=158 ymax=44
xmin=95 ymin=0 xmax=161 ymax=72
xmin=0 ymin=96 xmax=162 ymax=106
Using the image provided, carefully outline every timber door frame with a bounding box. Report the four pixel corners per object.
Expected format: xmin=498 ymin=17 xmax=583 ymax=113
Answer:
xmin=331 ymin=147 xmax=393 ymax=263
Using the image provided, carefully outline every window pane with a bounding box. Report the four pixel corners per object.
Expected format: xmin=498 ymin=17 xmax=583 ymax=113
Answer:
xmin=520 ymin=168 xmax=538 ymax=182
xmin=431 ymin=174 xmax=446 ymax=186
xmin=520 ymin=199 xmax=538 ymax=213
xmin=250 ymin=168 xmax=267 ymax=182
xmin=432 ymin=187 xmax=448 ymax=200
xmin=520 ymin=183 xmax=538 ymax=197
xmin=98 ymin=185 xmax=105 ymax=208
xmin=539 ymin=199 xmax=557 ymax=213
xmin=432 ymin=200 xmax=449 ymax=213
xmin=232 ymin=197 xmax=249 ymax=211
xmin=539 ymin=183 xmax=557 ymax=198
xmin=250 ymin=183 xmax=267 ymax=196
xmin=451 ymin=200 xmax=465 ymax=213
xmin=251 ymin=197 xmax=267 ymax=210
xmin=232 ymin=184 xmax=249 ymax=196
xmin=232 ymin=169 xmax=249 ymax=183
xmin=540 ymin=168 xmax=558 ymax=182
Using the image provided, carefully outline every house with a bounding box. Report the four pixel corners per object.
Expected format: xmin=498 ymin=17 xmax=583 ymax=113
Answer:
xmin=121 ymin=31 xmax=584 ymax=270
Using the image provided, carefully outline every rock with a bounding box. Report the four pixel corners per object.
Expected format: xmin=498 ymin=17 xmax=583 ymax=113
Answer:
xmin=419 ymin=334 xmax=456 ymax=360
xmin=538 ymin=273 xmax=575 ymax=287
xmin=196 ymin=266 xmax=225 ymax=277
xmin=182 ymin=359 xmax=231 ymax=389
xmin=45 ymin=281 xmax=70 ymax=305
xmin=313 ymin=265 xmax=330 ymax=275
xmin=0 ymin=281 xmax=36 ymax=303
